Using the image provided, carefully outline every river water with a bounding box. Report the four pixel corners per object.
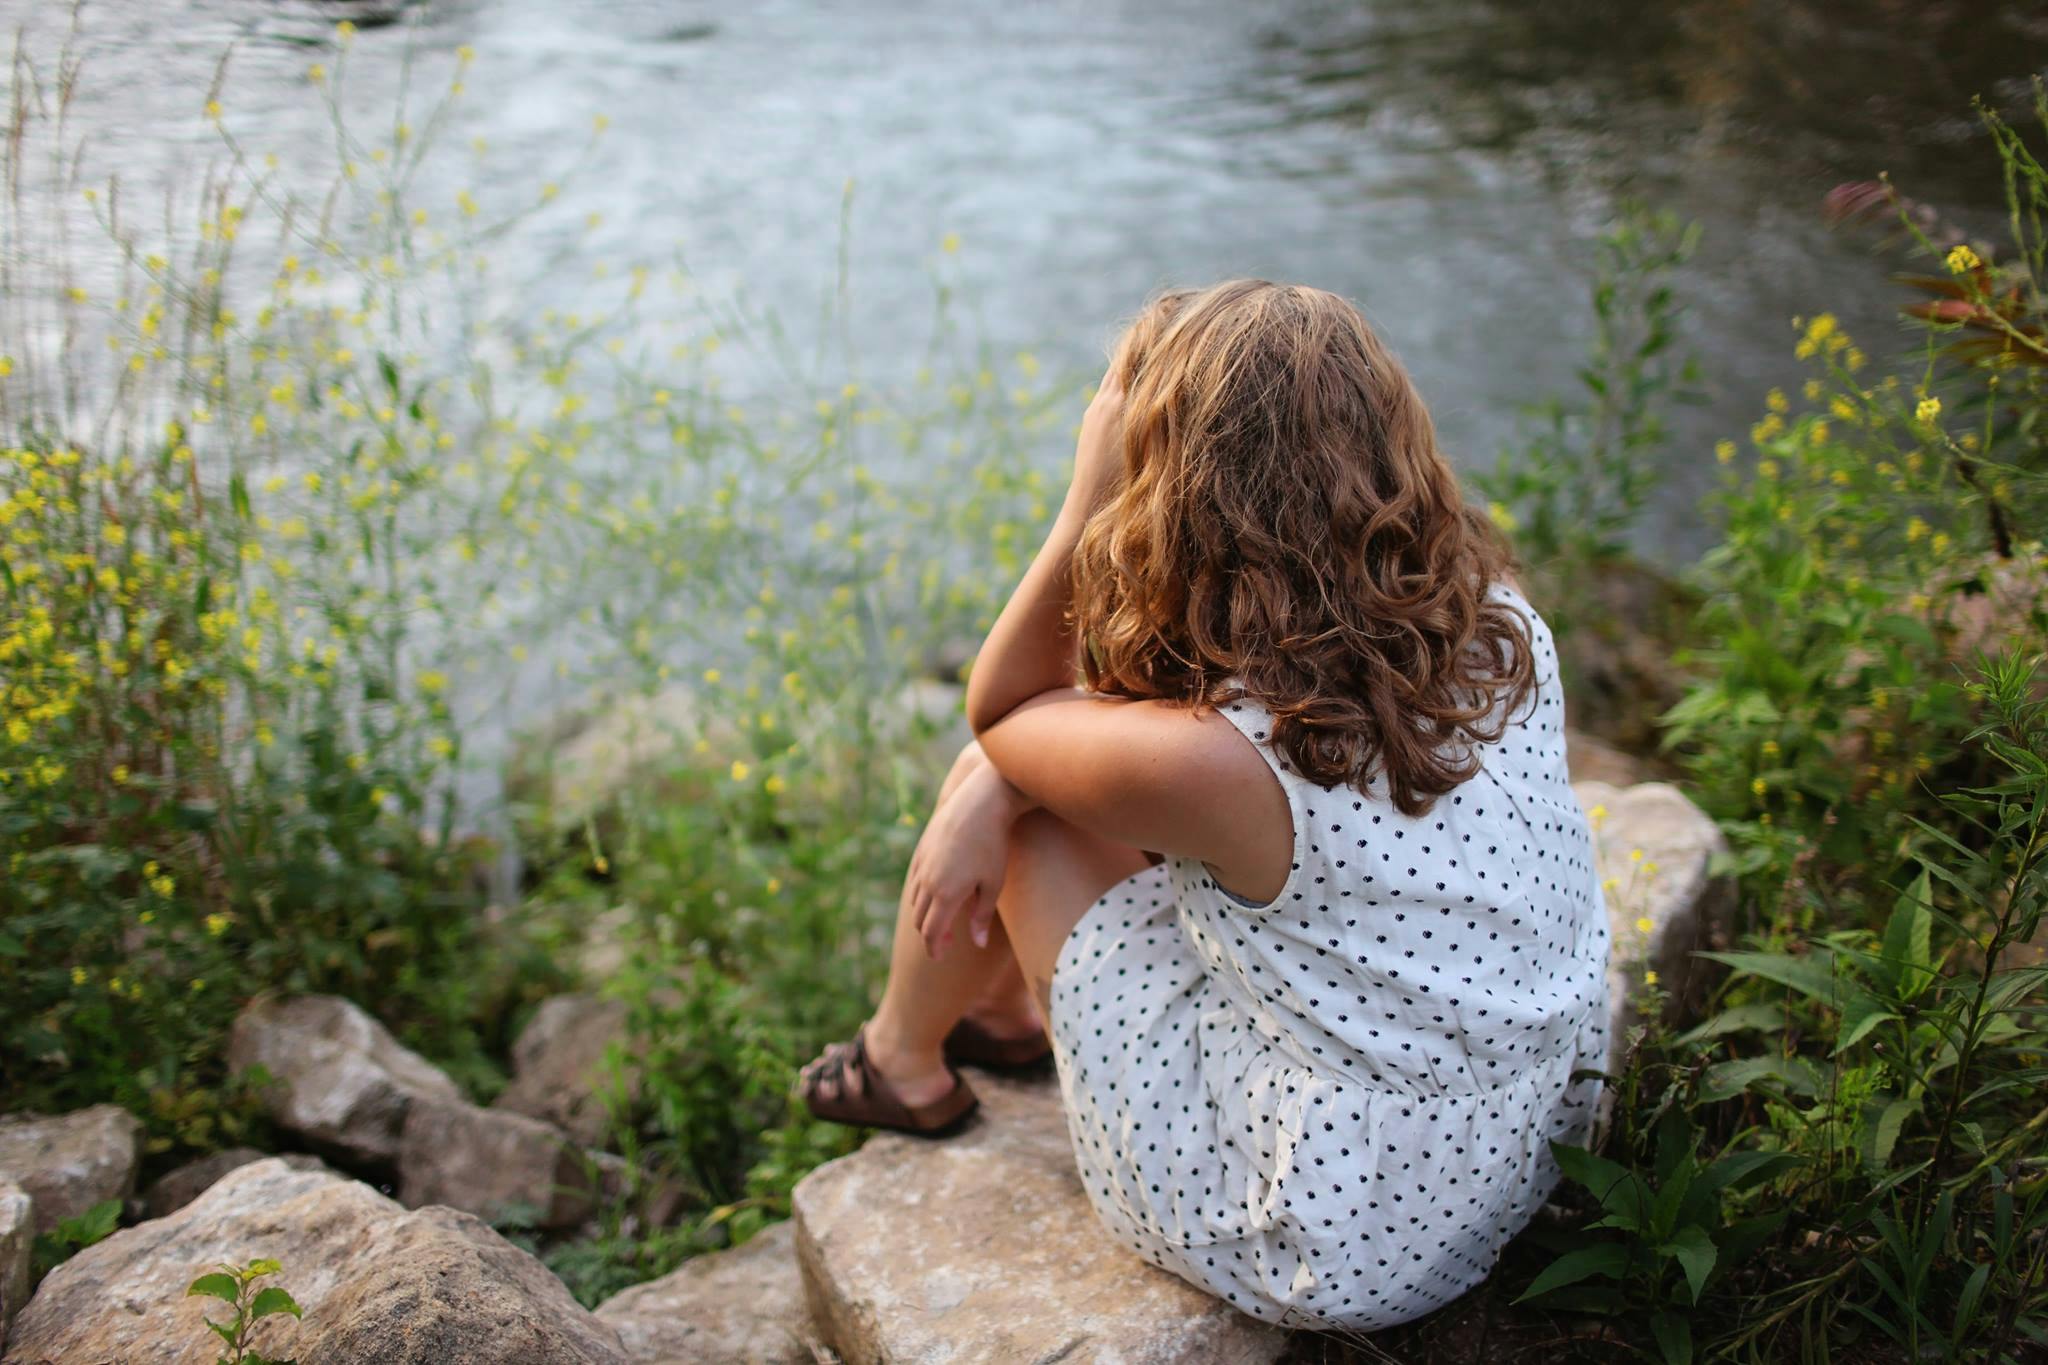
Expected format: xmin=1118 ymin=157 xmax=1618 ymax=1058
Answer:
xmin=6 ymin=0 xmax=2043 ymax=556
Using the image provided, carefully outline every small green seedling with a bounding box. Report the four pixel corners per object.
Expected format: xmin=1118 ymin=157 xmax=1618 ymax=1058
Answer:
xmin=186 ymin=1258 xmax=301 ymax=1365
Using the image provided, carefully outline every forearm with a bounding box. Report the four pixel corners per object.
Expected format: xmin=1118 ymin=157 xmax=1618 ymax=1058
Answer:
xmin=965 ymin=507 xmax=1088 ymax=734
xmin=960 ymin=752 xmax=1038 ymax=826
xmin=968 ymin=371 xmax=1125 ymax=734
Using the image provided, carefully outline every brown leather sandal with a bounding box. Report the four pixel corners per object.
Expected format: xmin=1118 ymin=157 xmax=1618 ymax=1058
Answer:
xmin=944 ymin=1016 xmax=1053 ymax=1070
xmin=799 ymin=1025 xmax=979 ymax=1136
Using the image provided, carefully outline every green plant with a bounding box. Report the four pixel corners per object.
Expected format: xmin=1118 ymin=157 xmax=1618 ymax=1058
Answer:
xmin=29 ymin=1197 xmax=120 ymax=1279
xmin=1522 ymin=1109 xmax=1796 ymax=1365
xmin=186 ymin=1259 xmax=302 ymax=1365
xmin=1474 ymin=205 xmax=1700 ymax=596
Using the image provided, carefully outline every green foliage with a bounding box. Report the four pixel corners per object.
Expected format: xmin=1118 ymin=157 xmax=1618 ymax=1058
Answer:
xmin=187 ymin=1259 xmax=302 ymax=1365
xmin=1521 ymin=100 xmax=2048 ymax=1362
xmin=30 ymin=1197 xmax=121 ymax=1279
xmin=1522 ymin=1110 xmax=1794 ymax=1365
xmin=1474 ymin=204 xmax=1700 ymax=609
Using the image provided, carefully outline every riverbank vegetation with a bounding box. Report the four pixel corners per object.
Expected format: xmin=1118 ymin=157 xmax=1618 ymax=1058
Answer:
xmin=3 ymin=22 xmax=2045 ymax=1361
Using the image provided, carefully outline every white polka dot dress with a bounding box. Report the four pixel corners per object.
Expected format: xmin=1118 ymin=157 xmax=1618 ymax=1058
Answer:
xmin=1046 ymin=585 xmax=1608 ymax=1332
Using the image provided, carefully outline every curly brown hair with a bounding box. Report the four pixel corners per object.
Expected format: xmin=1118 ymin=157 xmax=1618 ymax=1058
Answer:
xmin=1070 ymin=280 xmax=1535 ymax=817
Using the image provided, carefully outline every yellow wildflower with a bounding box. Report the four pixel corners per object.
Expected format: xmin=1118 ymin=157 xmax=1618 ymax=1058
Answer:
xmin=1945 ymin=243 xmax=1982 ymax=274
xmin=1916 ymin=396 xmax=1941 ymax=423
xmin=730 ymin=760 xmax=751 ymax=782
xmin=1635 ymin=916 xmax=1654 ymax=935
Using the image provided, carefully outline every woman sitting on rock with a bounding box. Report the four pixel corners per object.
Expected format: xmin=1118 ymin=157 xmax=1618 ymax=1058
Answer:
xmin=798 ymin=279 xmax=1609 ymax=1332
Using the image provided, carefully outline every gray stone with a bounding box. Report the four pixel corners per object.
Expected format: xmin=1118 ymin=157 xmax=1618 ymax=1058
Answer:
xmin=1574 ymin=780 xmax=1735 ymax=1051
xmin=595 ymin=1220 xmax=821 ymax=1364
xmin=0 ymin=1180 xmax=30 ymax=1353
xmin=0 ymin=1105 xmax=141 ymax=1236
xmin=398 ymin=1097 xmax=599 ymax=1231
xmin=1 ymin=1158 xmax=625 ymax=1365
xmin=493 ymin=995 xmax=631 ymax=1148
xmin=793 ymin=1069 xmax=1286 ymax=1365
xmin=227 ymin=994 xmax=464 ymax=1165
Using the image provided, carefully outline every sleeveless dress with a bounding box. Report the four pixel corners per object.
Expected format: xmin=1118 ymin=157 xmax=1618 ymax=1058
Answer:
xmin=1045 ymin=587 xmax=1609 ymax=1332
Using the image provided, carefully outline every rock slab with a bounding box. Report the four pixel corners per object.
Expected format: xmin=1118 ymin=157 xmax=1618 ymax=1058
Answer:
xmin=0 ymin=1105 xmax=141 ymax=1236
xmin=227 ymin=994 xmax=464 ymax=1165
xmin=0 ymin=1180 xmax=30 ymax=1353
xmin=493 ymin=994 xmax=631 ymax=1148
xmin=2 ymin=1158 xmax=625 ymax=1365
xmin=1574 ymin=779 xmax=1734 ymax=1048
xmin=793 ymin=1069 xmax=1286 ymax=1365
xmin=595 ymin=1220 xmax=820 ymax=1364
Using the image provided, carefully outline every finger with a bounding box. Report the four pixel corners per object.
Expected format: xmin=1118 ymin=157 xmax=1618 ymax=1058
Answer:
xmin=921 ymin=893 xmax=953 ymax=959
xmin=969 ymin=891 xmax=996 ymax=949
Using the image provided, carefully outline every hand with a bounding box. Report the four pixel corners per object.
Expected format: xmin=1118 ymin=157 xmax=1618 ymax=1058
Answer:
xmin=1065 ymin=366 xmax=1127 ymax=518
xmin=906 ymin=761 xmax=1030 ymax=958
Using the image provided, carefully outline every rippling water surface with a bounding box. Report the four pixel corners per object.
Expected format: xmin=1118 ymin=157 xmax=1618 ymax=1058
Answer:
xmin=8 ymin=0 xmax=2045 ymax=557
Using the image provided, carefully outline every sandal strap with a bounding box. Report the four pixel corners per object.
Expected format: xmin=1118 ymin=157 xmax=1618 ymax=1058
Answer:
xmin=801 ymin=1024 xmax=974 ymax=1133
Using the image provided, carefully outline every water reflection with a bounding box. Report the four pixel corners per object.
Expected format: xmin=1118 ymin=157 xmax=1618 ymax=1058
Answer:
xmin=6 ymin=0 xmax=2046 ymax=567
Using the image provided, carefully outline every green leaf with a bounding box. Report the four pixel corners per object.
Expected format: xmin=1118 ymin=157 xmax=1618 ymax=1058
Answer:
xmin=1880 ymin=868 xmax=1934 ymax=1000
xmin=246 ymin=1258 xmax=282 ymax=1278
xmin=1672 ymin=1002 xmax=1784 ymax=1046
xmin=1698 ymin=949 xmax=1850 ymax=1004
xmin=1717 ymin=1209 xmax=1788 ymax=1268
xmin=1700 ymin=1054 xmax=1825 ymax=1102
xmin=1699 ymin=1149 xmax=1802 ymax=1196
xmin=1514 ymin=1242 xmax=1629 ymax=1303
xmin=1660 ymin=1224 xmax=1717 ymax=1304
xmin=1836 ymin=993 xmax=1900 ymax=1052
xmin=1650 ymin=1310 xmax=1694 ymax=1365
xmin=1862 ymin=1097 xmax=1917 ymax=1170
xmin=249 ymin=1285 xmax=302 ymax=1320
xmin=1550 ymin=1143 xmax=1653 ymax=1223
xmin=188 ymin=1272 xmax=241 ymax=1304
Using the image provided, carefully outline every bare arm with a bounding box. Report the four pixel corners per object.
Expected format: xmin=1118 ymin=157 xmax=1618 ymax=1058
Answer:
xmin=964 ymin=373 xmax=1125 ymax=735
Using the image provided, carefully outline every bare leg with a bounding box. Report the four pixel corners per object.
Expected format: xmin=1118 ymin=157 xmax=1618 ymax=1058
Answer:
xmin=806 ymin=742 xmax=1024 ymax=1108
xmin=987 ymin=809 xmax=1149 ymax=1018
xmin=810 ymin=746 xmax=1146 ymax=1111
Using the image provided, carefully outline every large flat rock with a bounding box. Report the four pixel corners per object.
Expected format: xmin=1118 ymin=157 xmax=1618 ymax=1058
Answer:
xmin=595 ymin=1220 xmax=820 ymax=1364
xmin=792 ymin=1070 xmax=1286 ymax=1365
xmin=0 ymin=1105 xmax=141 ymax=1235
xmin=2 ymin=1158 xmax=625 ymax=1365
